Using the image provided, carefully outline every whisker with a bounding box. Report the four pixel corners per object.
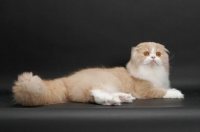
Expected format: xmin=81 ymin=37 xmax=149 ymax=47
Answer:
xmin=169 ymin=52 xmax=175 ymax=65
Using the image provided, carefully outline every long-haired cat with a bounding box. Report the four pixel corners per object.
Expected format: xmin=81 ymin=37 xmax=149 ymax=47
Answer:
xmin=12 ymin=42 xmax=184 ymax=106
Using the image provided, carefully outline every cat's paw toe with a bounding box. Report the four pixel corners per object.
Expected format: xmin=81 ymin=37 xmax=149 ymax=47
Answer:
xmin=163 ymin=89 xmax=184 ymax=99
xmin=119 ymin=94 xmax=135 ymax=103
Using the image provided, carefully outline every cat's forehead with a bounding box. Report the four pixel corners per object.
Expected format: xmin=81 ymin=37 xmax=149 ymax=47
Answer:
xmin=136 ymin=42 xmax=166 ymax=51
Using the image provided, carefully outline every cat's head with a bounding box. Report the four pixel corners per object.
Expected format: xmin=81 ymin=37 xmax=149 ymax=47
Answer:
xmin=127 ymin=42 xmax=169 ymax=71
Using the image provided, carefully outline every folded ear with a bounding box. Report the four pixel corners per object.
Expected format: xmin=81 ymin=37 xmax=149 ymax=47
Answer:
xmin=159 ymin=44 xmax=170 ymax=53
xmin=131 ymin=47 xmax=136 ymax=54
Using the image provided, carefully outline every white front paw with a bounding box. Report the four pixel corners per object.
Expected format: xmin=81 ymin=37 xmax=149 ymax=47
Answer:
xmin=163 ymin=89 xmax=184 ymax=99
xmin=90 ymin=90 xmax=122 ymax=105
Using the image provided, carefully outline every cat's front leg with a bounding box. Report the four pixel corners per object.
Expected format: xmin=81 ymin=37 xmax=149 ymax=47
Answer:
xmin=90 ymin=90 xmax=122 ymax=105
xmin=163 ymin=88 xmax=184 ymax=99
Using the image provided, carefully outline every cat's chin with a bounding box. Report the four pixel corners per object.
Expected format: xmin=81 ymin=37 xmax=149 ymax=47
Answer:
xmin=143 ymin=59 xmax=162 ymax=66
xmin=142 ymin=62 xmax=162 ymax=69
xmin=144 ymin=61 xmax=156 ymax=66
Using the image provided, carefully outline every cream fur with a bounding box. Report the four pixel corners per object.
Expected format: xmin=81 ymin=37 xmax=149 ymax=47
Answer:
xmin=126 ymin=42 xmax=170 ymax=89
xmin=12 ymin=42 xmax=184 ymax=106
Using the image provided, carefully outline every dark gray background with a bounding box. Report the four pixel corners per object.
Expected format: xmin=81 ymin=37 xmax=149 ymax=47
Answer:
xmin=1 ymin=0 xmax=200 ymax=90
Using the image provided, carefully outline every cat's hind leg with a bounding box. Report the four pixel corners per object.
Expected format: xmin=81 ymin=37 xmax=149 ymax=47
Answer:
xmin=90 ymin=89 xmax=122 ymax=105
xmin=111 ymin=92 xmax=135 ymax=103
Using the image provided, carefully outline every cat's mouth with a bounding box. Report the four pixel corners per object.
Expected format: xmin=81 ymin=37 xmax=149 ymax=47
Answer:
xmin=143 ymin=59 xmax=159 ymax=66
xmin=150 ymin=59 xmax=162 ymax=66
xmin=143 ymin=58 xmax=162 ymax=66
xmin=150 ymin=60 xmax=157 ymax=65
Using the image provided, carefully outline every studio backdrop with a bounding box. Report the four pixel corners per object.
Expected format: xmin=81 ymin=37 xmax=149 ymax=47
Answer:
xmin=1 ymin=0 xmax=200 ymax=90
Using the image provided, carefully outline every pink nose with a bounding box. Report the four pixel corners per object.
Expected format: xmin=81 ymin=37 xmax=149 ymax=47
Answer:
xmin=151 ymin=56 xmax=155 ymax=59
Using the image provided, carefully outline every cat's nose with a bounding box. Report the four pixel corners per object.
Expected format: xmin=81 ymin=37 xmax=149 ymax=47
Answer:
xmin=151 ymin=56 xmax=156 ymax=59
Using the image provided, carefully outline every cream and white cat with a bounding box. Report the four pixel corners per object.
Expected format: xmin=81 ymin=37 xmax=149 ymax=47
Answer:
xmin=12 ymin=42 xmax=184 ymax=106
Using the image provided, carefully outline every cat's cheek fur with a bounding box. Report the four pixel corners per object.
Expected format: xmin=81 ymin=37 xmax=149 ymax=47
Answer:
xmin=154 ymin=58 xmax=162 ymax=66
xmin=163 ymin=89 xmax=184 ymax=99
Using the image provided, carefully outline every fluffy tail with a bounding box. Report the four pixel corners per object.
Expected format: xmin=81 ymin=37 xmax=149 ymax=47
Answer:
xmin=12 ymin=72 xmax=67 ymax=106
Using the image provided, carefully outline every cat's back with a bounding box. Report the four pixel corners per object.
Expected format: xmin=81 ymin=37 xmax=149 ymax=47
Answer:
xmin=66 ymin=67 xmax=129 ymax=86
xmin=76 ymin=67 xmax=128 ymax=78
xmin=68 ymin=67 xmax=126 ymax=79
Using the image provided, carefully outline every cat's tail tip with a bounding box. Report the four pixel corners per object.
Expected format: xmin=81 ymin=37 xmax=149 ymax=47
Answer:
xmin=12 ymin=72 xmax=46 ymax=106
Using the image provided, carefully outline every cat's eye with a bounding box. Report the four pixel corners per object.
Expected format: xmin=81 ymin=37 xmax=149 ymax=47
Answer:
xmin=143 ymin=51 xmax=149 ymax=56
xmin=156 ymin=52 xmax=161 ymax=57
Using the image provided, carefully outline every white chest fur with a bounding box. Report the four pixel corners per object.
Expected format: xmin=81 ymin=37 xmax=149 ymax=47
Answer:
xmin=129 ymin=65 xmax=170 ymax=89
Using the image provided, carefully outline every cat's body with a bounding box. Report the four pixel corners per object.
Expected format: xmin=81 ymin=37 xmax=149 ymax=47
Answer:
xmin=13 ymin=42 xmax=184 ymax=106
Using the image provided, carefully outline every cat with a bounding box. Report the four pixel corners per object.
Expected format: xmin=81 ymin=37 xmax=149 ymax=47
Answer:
xmin=12 ymin=42 xmax=184 ymax=106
